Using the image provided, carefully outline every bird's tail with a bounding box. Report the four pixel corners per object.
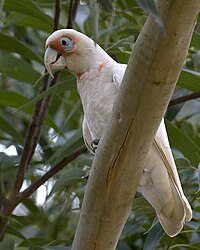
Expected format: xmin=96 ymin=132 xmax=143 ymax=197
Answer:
xmin=138 ymin=136 xmax=192 ymax=237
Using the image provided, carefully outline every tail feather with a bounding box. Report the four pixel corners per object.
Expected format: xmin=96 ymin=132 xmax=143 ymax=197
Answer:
xmin=156 ymin=175 xmax=186 ymax=237
xmin=138 ymin=120 xmax=192 ymax=237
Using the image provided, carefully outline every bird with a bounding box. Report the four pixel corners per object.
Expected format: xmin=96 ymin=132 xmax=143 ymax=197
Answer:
xmin=44 ymin=29 xmax=192 ymax=237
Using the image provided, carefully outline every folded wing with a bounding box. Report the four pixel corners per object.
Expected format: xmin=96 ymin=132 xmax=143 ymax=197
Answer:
xmin=138 ymin=119 xmax=192 ymax=236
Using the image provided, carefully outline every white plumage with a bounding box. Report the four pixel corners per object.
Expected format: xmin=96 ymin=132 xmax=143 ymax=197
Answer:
xmin=44 ymin=29 xmax=192 ymax=236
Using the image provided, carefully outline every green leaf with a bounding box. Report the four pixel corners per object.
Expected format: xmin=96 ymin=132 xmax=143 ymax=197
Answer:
xmin=170 ymin=242 xmax=200 ymax=249
xmin=50 ymin=167 xmax=84 ymax=195
xmin=143 ymin=217 xmax=160 ymax=234
xmin=143 ymin=221 xmax=165 ymax=250
xmin=22 ymin=199 xmax=42 ymax=214
xmin=165 ymin=120 xmax=200 ymax=167
xmin=178 ymin=69 xmax=200 ymax=91
xmin=0 ymin=91 xmax=59 ymax=132
xmin=6 ymin=225 xmax=27 ymax=240
xmin=16 ymin=16 xmax=52 ymax=33
xmin=0 ymin=153 xmax=18 ymax=181
xmin=99 ymin=0 xmax=112 ymax=12
xmin=17 ymin=77 xmax=76 ymax=112
xmin=1 ymin=92 xmax=62 ymax=133
xmin=175 ymin=157 xmax=192 ymax=169
xmin=132 ymin=197 xmax=154 ymax=214
xmin=198 ymin=162 xmax=200 ymax=191
xmin=0 ymin=91 xmax=32 ymax=112
xmin=61 ymin=100 xmax=81 ymax=131
xmin=19 ymin=237 xmax=54 ymax=247
xmin=191 ymin=31 xmax=200 ymax=49
xmin=0 ymin=33 xmax=42 ymax=63
xmin=136 ymin=0 xmax=164 ymax=29
xmin=4 ymin=0 xmax=52 ymax=25
xmin=0 ymin=0 xmax=5 ymax=21
xmin=106 ymin=36 xmax=135 ymax=53
xmin=0 ymin=153 xmax=19 ymax=168
xmin=89 ymin=0 xmax=99 ymax=42
xmin=117 ymin=241 xmax=132 ymax=250
xmin=75 ymin=4 xmax=90 ymax=32
xmin=166 ymin=104 xmax=183 ymax=121
xmin=0 ymin=91 xmax=29 ymax=109
xmin=0 ymin=239 xmax=14 ymax=250
xmin=46 ymin=129 xmax=84 ymax=166
xmin=45 ymin=246 xmax=71 ymax=250
xmin=0 ymin=54 xmax=41 ymax=84
xmin=0 ymin=115 xmax=24 ymax=144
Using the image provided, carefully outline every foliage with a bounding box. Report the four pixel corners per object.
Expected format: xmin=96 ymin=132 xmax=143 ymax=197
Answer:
xmin=0 ymin=0 xmax=199 ymax=249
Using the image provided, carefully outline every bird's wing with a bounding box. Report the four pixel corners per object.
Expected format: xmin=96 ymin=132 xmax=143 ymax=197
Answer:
xmin=112 ymin=63 xmax=127 ymax=89
xmin=112 ymin=63 xmax=192 ymax=235
xmin=81 ymin=62 xmax=126 ymax=153
xmin=138 ymin=119 xmax=192 ymax=236
xmin=82 ymin=116 xmax=94 ymax=153
xmin=155 ymin=120 xmax=192 ymax=220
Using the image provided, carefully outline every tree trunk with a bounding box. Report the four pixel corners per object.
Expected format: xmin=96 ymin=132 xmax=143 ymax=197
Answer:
xmin=72 ymin=1 xmax=200 ymax=249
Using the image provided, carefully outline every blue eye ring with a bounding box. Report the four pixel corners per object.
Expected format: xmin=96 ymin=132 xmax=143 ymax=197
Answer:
xmin=60 ymin=37 xmax=74 ymax=51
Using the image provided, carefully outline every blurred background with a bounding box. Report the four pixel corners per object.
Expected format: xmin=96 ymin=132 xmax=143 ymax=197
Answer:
xmin=0 ymin=0 xmax=199 ymax=249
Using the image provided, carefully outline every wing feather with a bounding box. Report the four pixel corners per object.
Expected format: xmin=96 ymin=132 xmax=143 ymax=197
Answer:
xmin=82 ymin=116 xmax=94 ymax=153
xmin=112 ymin=63 xmax=127 ymax=89
xmin=138 ymin=119 xmax=192 ymax=236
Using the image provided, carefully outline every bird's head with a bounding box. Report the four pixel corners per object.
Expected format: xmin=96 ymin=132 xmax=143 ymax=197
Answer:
xmin=44 ymin=29 xmax=112 ymax=77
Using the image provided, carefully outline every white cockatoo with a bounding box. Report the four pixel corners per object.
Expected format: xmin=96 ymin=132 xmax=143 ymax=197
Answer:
xmin=44 ymin=29 xmax=192 ymax=237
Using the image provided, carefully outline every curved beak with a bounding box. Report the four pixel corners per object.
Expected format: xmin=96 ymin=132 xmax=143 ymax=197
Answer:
xmin=44 ymin=46 xmax=66 ymax=78
xmin=44 ymin=46 xmax=58 ymax=78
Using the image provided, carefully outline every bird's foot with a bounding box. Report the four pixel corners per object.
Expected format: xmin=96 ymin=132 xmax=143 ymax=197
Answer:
xmin=82 ymin=167 xmax=91 ymax=180
xmin=82 ymin=172 xmax=89 ymax=180
xmin=91 ymin=139 xmax=100 ymax=153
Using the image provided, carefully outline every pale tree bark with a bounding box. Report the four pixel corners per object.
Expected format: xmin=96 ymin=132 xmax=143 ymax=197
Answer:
xmin=72 ymin=1 xmax=200 ymax=249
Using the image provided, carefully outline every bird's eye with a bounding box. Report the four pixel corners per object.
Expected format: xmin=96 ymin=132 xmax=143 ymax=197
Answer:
xmin=60 ymin=37 xmax=74 ymax=51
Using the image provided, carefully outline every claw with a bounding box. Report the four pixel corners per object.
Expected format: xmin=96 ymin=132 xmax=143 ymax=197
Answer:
xmin=91 ymin=139 xmax=100 ymax=153
xmin=81 ymin=167 xmax=91 ymax=180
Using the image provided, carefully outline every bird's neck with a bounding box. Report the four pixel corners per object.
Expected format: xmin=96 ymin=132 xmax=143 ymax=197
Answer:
xmin=68 ymin=44 xmax=115 ymax=75
xmin=76 ymin=60 xmax=112 ymax=82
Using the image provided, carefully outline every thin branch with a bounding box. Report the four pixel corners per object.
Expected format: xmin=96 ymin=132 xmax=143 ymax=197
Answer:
xmin=0 ymin=74 xmax=60 ymax=241
xmin=67 ymin=0 xmax=80 ymax=28
xmin=10 ymin=0 xmax=61 ymax=199
xmin=11 ymin=73 xmax=59 ymax=199
xmin=54 ymin=0 xmax=61 ymax=31
xmin=0 ymin=1 xmax=61 ymax=239
xmin=1 ymin=0 xmax=81 ymax=240
xmin=18 ymin=146 xmax=87 ymax=202
xmin=0 ymin=146 xmax=87 ymax=240
xmin=169 ymin=91 xmax=200 ymax=106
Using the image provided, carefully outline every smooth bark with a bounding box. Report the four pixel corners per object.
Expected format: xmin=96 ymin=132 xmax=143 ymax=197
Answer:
xmin=72 ymin=1 xmax=200 ymax=249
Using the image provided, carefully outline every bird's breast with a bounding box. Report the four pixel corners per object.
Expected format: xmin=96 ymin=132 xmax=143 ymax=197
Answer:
xmin=77 ymin=67 xmax=118 ymax=139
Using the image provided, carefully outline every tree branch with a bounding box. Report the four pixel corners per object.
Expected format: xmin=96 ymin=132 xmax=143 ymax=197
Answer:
xmin=18 ymin=146 xmax=87 ymax=202
xmin=169 ymin=91 xmax=200 ymax=106
xmin=11 ymin=73 xmax=59 ymax=200
xmin=0 ymin=0 xmax=83 ymax=240
xmin=0 ymin=0 xmax=61 ymax=240
xmin=72 ymin=1 xmax=200 ymax=249
xmin=67 ymin=0 xmax=80 ymax=28
xmin=54 ymin=0 xmax=61 ymax=31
